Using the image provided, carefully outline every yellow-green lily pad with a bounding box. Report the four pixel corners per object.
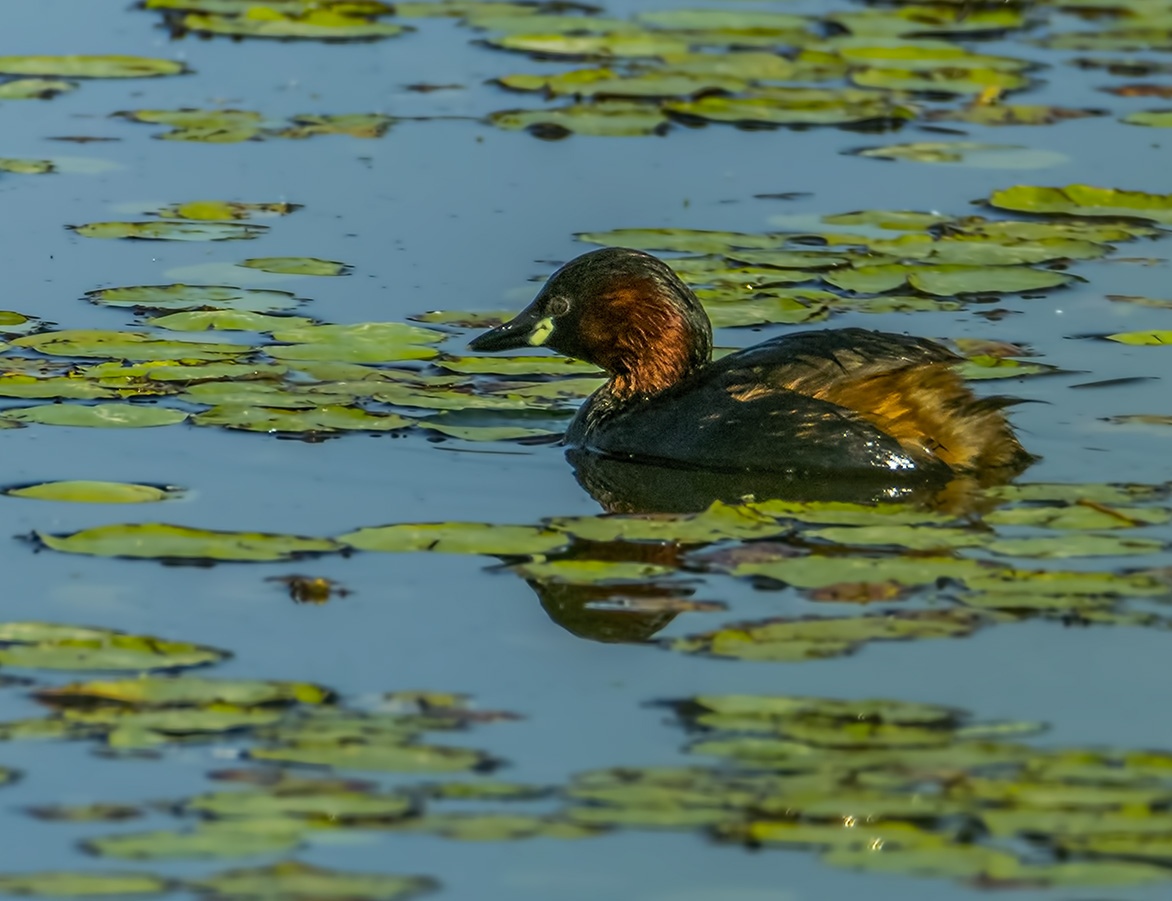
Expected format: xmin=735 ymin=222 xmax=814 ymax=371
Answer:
xmin=988 ymin=184 xmax=1172 ymax=223
xmin=14 ymin=330 xmax=245 ymax=360
xmin=238 ymin=257 xmax=351 ymax=276
xmin=0 ymin=377 xmax=115 ymax=400
xmin=1124 ymin=110 xmax=1172 ymax=127
xmin=154 ymin=200 xmax=300 ymax=220
xmin=4 ymin=481 xmax=178 ymax=503
xmin=36 ymin=523 xmax=341 ymax=561
xmin=547 ymin=502 xmax=787 ymax=544
xmin=855 ymin=142 xmax=1065 ymax=169
xmin=1104 ymin=330 xmax=1172 ymax=346
xmin=191 ymin=405 xmax=414 ymax=433
xmin=37 ymin=675 xmax=332 ymax=708
xmin=0 ymin=872 xmax=168 ymax=896
xmin=0 ymin=622 xmax=227 ymax=672
xmin=70 ymin=221 xmax=266 ymax=241
xmin=512 ymin=560 xmax=678 ymax=583
xmin=189 ymin=861 xmax=436 ymax=900
xmin=0 ymin=55 xmax=187 ymax=78
xmin=86 ymin=284 xmax=303 ymax=312
xmin=0 ymin=405 xmax=188 ymax=428
xmin=418 ymin=422 xmax=558 ymax=441
xmin=264 ymin=322 xmax=443 ymax=363
xmin=489 ymin=101 xmax=670 ymax=137
xmin=338 ymin=522 xmax=569 ymax=555
xmin=0 ymin=78 xmax=76 ymax=99
xmin=84 ymin=823 xmax=304 ymax=860
xmin=181 ymin=10 xmax=407 ymax=40
xmin=250 ymin=741 xmax=492 ymax=772
xmin=0 ymin=158 xmax=54 ymax=174
xmin=147 ymin=310 xmax=314 ymax=332
xmin=670 ymin=610 xmax=983 ymax=662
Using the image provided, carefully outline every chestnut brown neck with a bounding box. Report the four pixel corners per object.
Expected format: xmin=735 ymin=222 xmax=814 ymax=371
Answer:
xmin=576 ymin=282 xmax=709 ymax=399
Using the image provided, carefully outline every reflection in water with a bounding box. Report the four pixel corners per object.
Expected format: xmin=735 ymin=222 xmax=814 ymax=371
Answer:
xmin=530 ymin=578 xmax=719 ymax=644
xmin=568 ymin=447 xmax=1030 ymax=515
xmin=569 ymin=447 xmax=943 ymax=514
xmin=524 ymin=538 xmax=700 ymax=643
xmin=522 ymin=442 xmax=1033 ymax=643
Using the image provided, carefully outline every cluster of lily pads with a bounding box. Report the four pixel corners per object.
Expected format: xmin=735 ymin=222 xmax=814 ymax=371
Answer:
xmin=10 ymin=618 xmax=1172 ymax=891
xmin=5 ymin=0 xmax=1171 ymax=146
xmin=569 ymin=692 xmax=1172 ymax=888
xmin=0 ymin=184 xmax=1168 ymax=442
xmin=22 ymin=479 xmax=1172 ymax=661
xmin=116 ymin=0 xmax=1172 ymax=141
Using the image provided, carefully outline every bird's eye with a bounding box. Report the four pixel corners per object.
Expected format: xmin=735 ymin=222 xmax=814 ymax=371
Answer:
xmin=547 ymin=296 xmax=571 ymax=317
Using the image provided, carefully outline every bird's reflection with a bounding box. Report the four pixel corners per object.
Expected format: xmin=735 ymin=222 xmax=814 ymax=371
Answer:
xmin=521 ymin=446 xmax=1031 ymax=645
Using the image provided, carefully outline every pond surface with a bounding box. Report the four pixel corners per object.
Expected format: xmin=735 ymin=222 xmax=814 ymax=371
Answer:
xmin=0 ymin=0 xmax=1171 ymax=899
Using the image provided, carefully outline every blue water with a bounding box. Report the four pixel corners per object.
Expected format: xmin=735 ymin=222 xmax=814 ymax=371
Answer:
xmin=0 ymin=1 xmax=1169 ymax=899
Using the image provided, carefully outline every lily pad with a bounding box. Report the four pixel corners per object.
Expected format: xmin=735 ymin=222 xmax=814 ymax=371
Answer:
xmin=498 ymin=68 xmax=746 ymax=98
xmin=0 ymin=377 xmax=115 ymax=400
xmin=147 ymin=311 xmax=314 ymax=332
xmin=265 ymin=322 xmax=443 ymax=363
xmin=185 ymin=786 xmax=413 ymax=821
xmin=0 ymin=56 xmax=187 ymax=78
xmin=417 ymin=422 xmax=558 ymax=441
xmin=0 ymin=158 xmax=54 ymax=174
xmin=852 ymin=68 xmax=1028 ymax=95
xmin=1124 ymin=110 xmax=1172 ymax=127
xmin=513 ymin=560 xmax=678 ymax=583
xmin=670 ymin=610 xmax=982 ymax=662
xmin=154 ymin=201 xmax=300 ymax=220
xmin=189 ymin=860 xmax=436 ymax=901
xmin=0 ymin=405 xmax=188 ymax=428
xmin=238 ymin=257 xmax=351 ymax=276
xmin=0 ymin=872 xmax=169 ymax=896
xmin=84 ymin=823 xmax=304 ymax=860
xmin=1104 ymin=330 xmax=1172 ymax=346
xmin=85 ymin=284 xmax=303 ymax=312
xmin=825 ymin=264 xmax=1071 ymax=296
xmin=13 ymin=330 xmax=245 ymax=360
xmin=0 ymin=78 xmax=76 ymax=99
xmin=489 ymin=101 xmax=670 ymax=137
xmin=37 ymin=675 xmax=332 ymax=708
xmin=250 ymin=741 xmax=493 ymax=772
xmin=855 ymin=142 xmax=1065 ymax=169
xmin=338 ymin=522 xmax=569 ymax=555
xmin=69 ymin=221 xmax=266 ymax=241
xmin=36 ymin=523 xmax=341 ymax=561
xmin=665 ymin=90 xmax=916 ymax=127
xmin=181 ymin=10 xmax=407 ymax=40
xmin=0 ymin=622 xmax=227 ymax=672
xmin=988 ymin=184 xmax=1172 ymax=223
xmin=4 ymin=481 xmax=177 ymax=503
xmin=191 ymin=406 xmax=414 ymax=433
xmin=547 ymin=502 xmax=787 ymax=544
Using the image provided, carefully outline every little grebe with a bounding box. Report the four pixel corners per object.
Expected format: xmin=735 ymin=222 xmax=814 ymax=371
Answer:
xmin=469 ymin=247 xmax=1031 ymax=480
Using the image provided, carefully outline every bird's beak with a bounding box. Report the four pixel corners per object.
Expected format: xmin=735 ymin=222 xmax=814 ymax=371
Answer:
xmin=468 ymin=303 xmax=554 ymax=352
